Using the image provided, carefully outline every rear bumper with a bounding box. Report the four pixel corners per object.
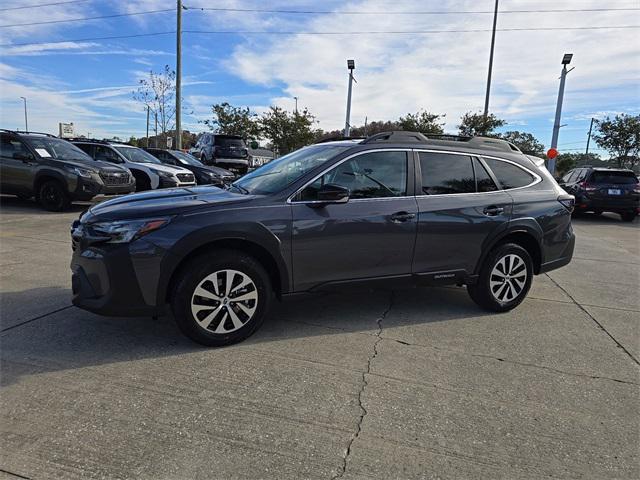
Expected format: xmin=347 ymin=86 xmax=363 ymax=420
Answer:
xmin=576 ymin=194 xmax=639 ymax=212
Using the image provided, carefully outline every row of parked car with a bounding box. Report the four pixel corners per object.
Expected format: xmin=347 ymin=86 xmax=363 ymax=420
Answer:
xmin=0 ymin=129 xmax=239 ymax=211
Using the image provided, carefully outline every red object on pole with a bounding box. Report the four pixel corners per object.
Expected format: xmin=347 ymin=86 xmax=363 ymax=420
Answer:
xmin=547 ymin=148 xmax=559 ymax=159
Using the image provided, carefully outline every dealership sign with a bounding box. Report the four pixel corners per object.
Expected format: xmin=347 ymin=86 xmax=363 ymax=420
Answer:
xmin=59 ymin=122 xmax=75 ymax=138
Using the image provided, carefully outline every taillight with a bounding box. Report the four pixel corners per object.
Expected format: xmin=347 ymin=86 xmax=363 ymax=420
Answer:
xmin=580 ymin=181 xmax=596 ymax=192
xmin=558 ymin=194 xmax=575 ymax=212
xmin=634 ymin=183 xmax=640 ymax=194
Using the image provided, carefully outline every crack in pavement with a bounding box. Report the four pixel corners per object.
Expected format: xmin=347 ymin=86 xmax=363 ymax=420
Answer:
xmin=331 ymin=291 xmax=394 ymax=480
xmin=545 ymin=273 xmax=640 ymax=367
xmin=0 ymin=468 xmax=31 ymax=479
xmin=0 ymin=305 xmax=73 ymax=333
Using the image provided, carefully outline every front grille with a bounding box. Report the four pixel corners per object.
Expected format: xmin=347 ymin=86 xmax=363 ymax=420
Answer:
xmin=177 ymin=173 xmax=195 ymax=183
xmin=100 ymin=172 xmax=130 ymax=185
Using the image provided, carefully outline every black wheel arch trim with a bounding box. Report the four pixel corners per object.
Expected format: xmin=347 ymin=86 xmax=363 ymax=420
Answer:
xmin=157 ymin=223 xmax=290 ymax=306
xmin=34 ymin=169 xmax=70 ymax=195
xmin=475 ymin=218 xmax=543 ymax=276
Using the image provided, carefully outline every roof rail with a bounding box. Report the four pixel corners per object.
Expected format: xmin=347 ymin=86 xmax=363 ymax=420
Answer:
xmin=361 ymin=131 xmax=429 ymax=144
xmin=66 ymin=137 xmax=111 ymax=144
xmin=314 ymin=135 xmax=365 ymax=144
xmin=1 ymin=128 xmax=57 ymax=138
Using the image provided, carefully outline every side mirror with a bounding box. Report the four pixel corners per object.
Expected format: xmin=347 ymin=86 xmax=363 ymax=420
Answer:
xmin=316 ymin=183 xmax=350 ymax=204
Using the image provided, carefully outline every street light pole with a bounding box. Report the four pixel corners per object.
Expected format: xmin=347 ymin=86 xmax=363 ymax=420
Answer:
xmin=175 ymin=0 xmax=182 ymax=150
xmin=483 ymin=0 xmax=499 ymax=120
xmin=344 ymin=59 xmax=355 ymax=137
xmin=548 ymin=53 xmax=574 ymax=175
xmin=19 ymin=96 xmax=28 ymax=131
xmin=585 ymin=117 xmax=594 ymax=154
xmin=146 ymin=105 xmax=150 ymax=148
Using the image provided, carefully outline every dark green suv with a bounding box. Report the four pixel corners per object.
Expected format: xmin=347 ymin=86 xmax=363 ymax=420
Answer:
xmin=0 ymin=130 xmax=135 ymax=211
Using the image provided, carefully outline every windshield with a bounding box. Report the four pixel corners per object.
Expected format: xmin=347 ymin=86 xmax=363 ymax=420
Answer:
xmin=233 ymin=144 xmax=352 ymax=195
xmin=173 ymin=151 xmax=204 ymax=166
xmin=114 ymin=146 xmax=161 ymax=164
xmin=26 ymin=137 xmax=93 ymax=162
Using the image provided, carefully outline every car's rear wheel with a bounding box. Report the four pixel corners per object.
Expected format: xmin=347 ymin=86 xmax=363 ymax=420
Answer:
xmin=621 ymin=211 xmax=637 ymax=222
xmin=171 ymin=250 xmax=272 ymax=346
xmin=468 ymin=243 xmax=533 ymax=312
xmin=37 ymin=180 xmax=70 ymax=211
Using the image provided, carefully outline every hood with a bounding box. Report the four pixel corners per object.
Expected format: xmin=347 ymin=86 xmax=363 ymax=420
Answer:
xmin=81 ymin=185 xmax=254 ymax=223
xmin=93 ymin=160 xmax=130 ymax=173
xmin=140 ymin=162 xmax=192 ymax=175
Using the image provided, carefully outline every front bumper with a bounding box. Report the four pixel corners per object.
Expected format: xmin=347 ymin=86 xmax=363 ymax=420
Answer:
xmin=70 ymin=235 xmax=168 ymax=317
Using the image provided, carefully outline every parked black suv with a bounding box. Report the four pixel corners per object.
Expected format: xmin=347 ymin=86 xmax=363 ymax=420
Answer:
xmin=144 ymin=148 xmax=236 ymax=187
xmin=559 ymin=167 xmax=639 ymax=221
xmin=0 ymin=130 xmax=135 ymax=211
xmin=70 ymin=131 xmax=575 ymax=346
xmin=194 ymin=133 xmax=250 ymax=174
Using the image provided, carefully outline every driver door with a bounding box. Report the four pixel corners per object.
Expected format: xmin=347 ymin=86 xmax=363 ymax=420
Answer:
xmin=290 ymin=149 xmax=418 ymax=291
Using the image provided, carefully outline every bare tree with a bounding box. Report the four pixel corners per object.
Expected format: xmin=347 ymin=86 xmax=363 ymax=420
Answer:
xmin=133 ymin=65 xmax=176 ymax=137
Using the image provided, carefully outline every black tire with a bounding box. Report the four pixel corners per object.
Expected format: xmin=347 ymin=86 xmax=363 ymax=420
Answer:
xmin=467 ymin=243 xmax=533 ymax=312
xmin=16 ymin=193 xmax=32 ymax=200
xmin=621 ymin=212 xmax=637 ymax=222
xmin=37 ymin=180 xmax=70 ymax=212
xmin=171 ymin=250 xmax=273 ymax=347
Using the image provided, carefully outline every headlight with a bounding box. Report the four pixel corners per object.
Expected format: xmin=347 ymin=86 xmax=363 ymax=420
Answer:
xmin=66 ymin=166 xmax=94 ymax=178
xmin=152 ymin=169 xmax=174 ymax=179
xmin=89 ymin=217 xmax=171 ymax=244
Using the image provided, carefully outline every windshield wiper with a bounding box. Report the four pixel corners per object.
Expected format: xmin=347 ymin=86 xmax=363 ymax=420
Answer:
xmin=231 ymin=183 xmax=250 ymax=194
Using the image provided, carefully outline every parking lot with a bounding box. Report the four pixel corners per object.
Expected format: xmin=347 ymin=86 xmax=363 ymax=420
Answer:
xmin=0 ymin=196 xmax=638 ymax=479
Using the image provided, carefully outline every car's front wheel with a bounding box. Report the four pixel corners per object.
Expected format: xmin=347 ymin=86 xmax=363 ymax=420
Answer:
xmin=467 ymin=243 xmax=533 ymax=312
xmin=37 ymin=180 xmax=70 ymax=211
xmin=171 ymin=250 xmax=272 ymax=346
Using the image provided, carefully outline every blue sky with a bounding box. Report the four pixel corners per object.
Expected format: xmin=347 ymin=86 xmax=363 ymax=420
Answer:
xmin=1 ymin=0 xmax=638 ymax=156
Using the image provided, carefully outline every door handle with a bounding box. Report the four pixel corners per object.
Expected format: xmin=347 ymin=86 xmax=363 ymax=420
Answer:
xmin=390 ymin=211 xmax=416 ymax=223
xmin=483 ymin=206 xmax=504 ymax=216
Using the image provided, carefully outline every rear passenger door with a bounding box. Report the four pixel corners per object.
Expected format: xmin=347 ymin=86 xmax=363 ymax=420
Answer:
xmin=412 ymin=151 xmax=513 ymax=278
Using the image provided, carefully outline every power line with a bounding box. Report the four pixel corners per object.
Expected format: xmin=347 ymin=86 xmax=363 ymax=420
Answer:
xmin=185 ymin=6 xmax=640 ymax=15
xmin=0 ymin=9 xmax=174 ymax=28
xmin=2 ymin=25 xmax=637 ymax=48
xmin=0 ymin=0 xmax=90 ymax=11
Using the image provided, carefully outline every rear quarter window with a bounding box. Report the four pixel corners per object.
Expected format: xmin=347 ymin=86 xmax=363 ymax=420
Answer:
xmin=483 ymin=158 xmax=536 ymax=190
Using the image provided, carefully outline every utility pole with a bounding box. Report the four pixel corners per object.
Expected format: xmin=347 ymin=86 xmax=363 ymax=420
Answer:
xmin=175 ymin=0 xmax=182 ymax=150
xmin=585 ymin=117 xmax=594 ymax=154
xmin=19 ymin=96 xmax=28 ymax=131
xmin=294 ymin=96 xmax=298 ymax=114
xmin=146 ymin=105 xmax=150 ymax=148
xmin=344 ymin=59 xmax=355 ymax=137
xmin=483 ymin=0 xmax=499 ymax=120
xmin=154 ymin=112 xmax=158 ymax=148
xmin=364 ymin=116 xmax=368 ymax=137
xmin=548 ymin=53 xmax=574 ymax=175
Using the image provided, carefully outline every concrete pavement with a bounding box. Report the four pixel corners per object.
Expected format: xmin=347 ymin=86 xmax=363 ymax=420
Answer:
xmin=1 ymin=196 xmax=638 ymax=479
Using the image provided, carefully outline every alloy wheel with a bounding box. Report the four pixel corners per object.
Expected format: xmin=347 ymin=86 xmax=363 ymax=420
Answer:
xmin=190 ymin=269 xmax=258 ymax=334
xmin=489 ymin=254 xmax=528 ymax=303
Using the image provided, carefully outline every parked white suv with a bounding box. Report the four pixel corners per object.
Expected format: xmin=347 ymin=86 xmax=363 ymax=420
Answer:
xmin=71 ymin=139 xmax=196 ymax=191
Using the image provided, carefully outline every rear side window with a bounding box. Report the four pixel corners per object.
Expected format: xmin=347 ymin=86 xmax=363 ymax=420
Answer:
xmin=474 ymin=158 xmax=498 ymax=192
xmin=589 ymin=171 xmax=638 ymax=185
xmin=419 ymin=152 xmax=475 ymax=194
xmin=483 ymin=158 xmax=535 ymax=189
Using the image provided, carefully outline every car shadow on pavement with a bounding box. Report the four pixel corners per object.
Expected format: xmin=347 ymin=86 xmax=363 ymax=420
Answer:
xmin=0 ymin=285 xmax=489 ymax=387
xmin=0 ymin=194 xmax=90 ymax=214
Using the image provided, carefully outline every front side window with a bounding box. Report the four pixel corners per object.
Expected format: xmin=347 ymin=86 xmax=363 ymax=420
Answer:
xmin=419 ymin=152 xmax=475 ymax=195
xmin=113 ymin=146 xmax=161 ymax=164
xmin=483 ymin=157 xmax=535 ymax=190
xmin=94 ymin=145 xmax=122 ymax=163
xmin=300 ymin=151 xmax=408 ymax=201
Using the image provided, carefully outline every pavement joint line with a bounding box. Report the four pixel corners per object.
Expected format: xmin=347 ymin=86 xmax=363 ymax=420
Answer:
xmin=0 ymin=468 xmax=31 ymax=479
xmin=527 ymin=296 xmax=640 ymax=313
xmin=332 ymin=291 xmax=394 ymax=480
xmin=571 ymin=256 xmax=640 ymax=266
xmin=0 ymin=305 xmax=73 ymax=333
xmin=379 ymin=336 xmax=639 ymax=386
xmin=545 ymin=273 xmax=640 ymax=367
xmin=0 ymin=234 xmax=69 ymax=244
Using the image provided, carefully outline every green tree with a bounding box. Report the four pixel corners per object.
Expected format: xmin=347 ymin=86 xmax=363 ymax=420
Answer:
xmin=202 ymin=102 xmax=260 ymax=141
xmin=397 ymin=110 xmax=445 ymax=135
xmin=259 ymin=107 xmax=319 ymax=155
xmin=458 ymin=111 xmax=506 ymax=137
xmin=593 ymin=114 xmax=640 ymax=168
xmin=500 ymin=131 xmax=545 ymax=156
